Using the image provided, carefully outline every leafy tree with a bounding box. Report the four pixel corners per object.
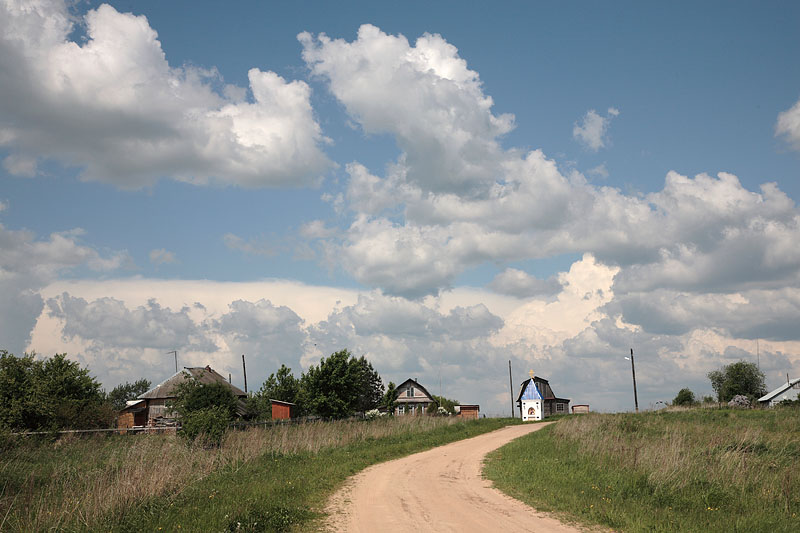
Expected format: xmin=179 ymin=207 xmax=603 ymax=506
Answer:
xmin=429 ymin=395 xmax=459 ymax=415
xmin=708 ymin=361 xmax=766 ymax=402
xmin=382 ymin=381 xmax=399 ymax=412
xmin=672 ymin=388 xmax=697 ymax=406
xmin=354 ymin=355 xmax=384 ymax=413
xmin=248 ymin=364 xmax=301 ymax=419
xmin=107 ymin=378 xmax=151 ymax=411
xmin=0 ymin=350 xmax=111 ymax=431
xmin=170 ymin=378 xmax=239 ymax=420
xmin=300 ymin=349 xmax=383 ymax=419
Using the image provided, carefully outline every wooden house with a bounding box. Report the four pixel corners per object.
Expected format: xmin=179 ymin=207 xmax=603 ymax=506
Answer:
xmin=455 ymin=404 xmax=480 ymax=419
xmin=394 ymin=378 xmax=434 ymax=415
xmin=571 ymin=404 xmax=590 ymax=414
xmin=117 ymin=365 xmax=247 ymax=429
xmin=516 ymin=373 xmax=570 ymax=421
xmin=270 ymin=399 xmax=295 ymax=420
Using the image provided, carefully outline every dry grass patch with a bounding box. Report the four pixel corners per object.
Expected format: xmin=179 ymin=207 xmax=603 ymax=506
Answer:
xmin=1 ymin=415 xmax=484 ymax=532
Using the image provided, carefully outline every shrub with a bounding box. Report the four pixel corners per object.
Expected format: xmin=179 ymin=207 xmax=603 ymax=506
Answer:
xmin=727 ymin=395 xmax=751 ymax=408
xmin=180 ymin=406 xmax=231 ymax=446
xmin=673 ymin=388 xmax=697 ymax=406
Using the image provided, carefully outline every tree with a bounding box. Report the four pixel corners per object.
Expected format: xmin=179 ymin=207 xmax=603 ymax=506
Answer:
xmin=708 ymin=361 xmax=766 ymax=403
xmin=107 ymin=379 xmax=151 ymax=411
xmin=170 ymin=379 xmax=239 ymax=420
xmin=0 ymin=350 xmax=112 ymax=431
xmin=382 ymin=381 xmax=399 ymax=412
xmin=300 ymin=349 xmax=383 ymax=419
xmin=672 ymin=388 xmax=697 ymax=406
xmin=249 ymin=364 xmax=301 ymax=419
xmin=354 ymin=355 xmax=384 ymax=413
xmin=429 ymin=395 xmax=459 ymax=415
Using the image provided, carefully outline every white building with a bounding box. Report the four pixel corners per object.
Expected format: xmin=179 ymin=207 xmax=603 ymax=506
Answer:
xmin=758 ymin=378 xmax=800 ymax=407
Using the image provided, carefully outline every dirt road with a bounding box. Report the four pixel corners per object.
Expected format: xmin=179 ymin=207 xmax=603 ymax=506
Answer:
xmin=324 ymin=422 xmax=586 ymax=532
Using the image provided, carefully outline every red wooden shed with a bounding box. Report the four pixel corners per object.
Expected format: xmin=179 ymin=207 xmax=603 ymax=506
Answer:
xmin=270 ymin=399 xmax=295 ymax=420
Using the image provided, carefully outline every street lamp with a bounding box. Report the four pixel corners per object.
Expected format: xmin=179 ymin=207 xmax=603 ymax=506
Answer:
xmin=624 ymin=348 xmax=639 ymax=413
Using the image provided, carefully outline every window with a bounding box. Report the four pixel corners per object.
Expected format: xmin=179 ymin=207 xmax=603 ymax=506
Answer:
xmin=556 ymin=403 xmax=565 ymax=413
xmin=407 ymin=387 xmax=414 ymax=397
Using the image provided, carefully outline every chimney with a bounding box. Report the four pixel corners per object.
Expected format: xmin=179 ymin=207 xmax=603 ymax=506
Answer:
xmin=205 ymin=365 xmax=212 ymax=372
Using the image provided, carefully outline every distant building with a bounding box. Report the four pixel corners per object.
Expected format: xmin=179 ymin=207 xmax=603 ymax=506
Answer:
xmin=516 ymin=372 xmax=570 ymax=421
xmin=394 ymin=378 xmax=434 ymax=415
xmin=270 ymin=399 xmax=296 ymax=420
xmin=758 ymin=378 xmax=800 ymax=407
xmin=455 ymin=404 xmax=480 ymax=419
xmin=117 ymin=366 xmax=247 ymax=429
xmin=571 ymin=404 xmax=590 ymax=414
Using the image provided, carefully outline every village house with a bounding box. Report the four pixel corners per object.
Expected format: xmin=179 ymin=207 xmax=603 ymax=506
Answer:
xmin=117 ymin=366 xmax=247 ymax=429
xmin=758 ymin=377 xmax=800 ymax=407
xmin=394 ymin=378 xmax=435 ymax=415
xmin=516 ymin=371 xmax=570 ymax=421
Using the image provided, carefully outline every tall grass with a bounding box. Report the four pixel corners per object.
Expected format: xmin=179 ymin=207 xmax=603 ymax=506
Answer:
xmin=484 ymin=408 xmax=800 ymax=532
xmin=1 ymin=416 xmax=505 ymax=532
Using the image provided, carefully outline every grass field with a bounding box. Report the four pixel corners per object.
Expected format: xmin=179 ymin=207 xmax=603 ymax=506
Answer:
xmin=1 ymin=416 xmax=516 ymax=532
xmin=484 ymin=408 xmax=800 ymax=533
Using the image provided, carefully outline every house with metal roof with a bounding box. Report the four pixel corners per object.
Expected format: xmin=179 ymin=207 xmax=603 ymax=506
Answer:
xmin=758 ymin=378 xmax=800 ymax=407
xmin=516 ymin=372 xmax=570 ymax=421
xmin=118 ymin=366 xmax=247 ymax=429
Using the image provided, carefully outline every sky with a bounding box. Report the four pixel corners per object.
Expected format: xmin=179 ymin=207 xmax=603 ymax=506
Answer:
xmin=2 ymin=0 xmax=800 ymax=414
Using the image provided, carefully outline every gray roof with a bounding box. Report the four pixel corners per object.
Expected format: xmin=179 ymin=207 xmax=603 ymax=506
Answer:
xmin=758 ymin=378 xmax=800 ymax=403
xmin=139 ymin=366 xmax=247 ymax=399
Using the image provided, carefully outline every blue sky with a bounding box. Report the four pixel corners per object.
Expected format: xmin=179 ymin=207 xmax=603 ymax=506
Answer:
xmin=2 ymin=0 xmax=800 ymax=414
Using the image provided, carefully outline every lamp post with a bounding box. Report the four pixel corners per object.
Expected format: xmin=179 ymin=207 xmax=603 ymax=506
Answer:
xmin=624 ymin=348 xmax=639 ymax=413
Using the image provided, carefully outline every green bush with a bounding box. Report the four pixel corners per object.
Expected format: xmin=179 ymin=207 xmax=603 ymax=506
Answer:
xmin=0 ymin=350 xmax=111 ymax=431
xmin=180 ymin=406 xmax=231 ymax=446
xmin=672 ymin=388 xmax=697 ymax=406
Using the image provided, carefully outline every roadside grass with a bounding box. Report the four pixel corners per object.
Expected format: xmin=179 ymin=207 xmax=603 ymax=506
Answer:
xmin=484 ymin=408 xmax=800 ymax=533
xmin=1 ymin=416 xmax=517 ymax=532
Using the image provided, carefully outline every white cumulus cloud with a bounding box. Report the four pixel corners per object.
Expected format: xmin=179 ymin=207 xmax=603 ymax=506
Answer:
xmin=0 ymin=0 xmax=331 ymax=188
xmin=572 ymin=107 xmax=619 ymax=152
xmin=776 ymin=97 xmax=800 ymax=151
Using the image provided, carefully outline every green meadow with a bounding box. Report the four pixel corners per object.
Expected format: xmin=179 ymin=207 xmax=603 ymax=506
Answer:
xmin=484 ymin=408 xmax=800 ymax=533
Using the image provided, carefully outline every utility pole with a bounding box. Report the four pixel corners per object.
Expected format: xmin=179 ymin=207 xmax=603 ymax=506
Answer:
xmin=629 ymin=348 xmax=639 ymax=413
xmin=242 ymin=354 xmax=248 ymax=394
xmin=166 ymin=350 xmax=178 ymax=373
xmin=508 ymin=360 xmax=515 ymax=419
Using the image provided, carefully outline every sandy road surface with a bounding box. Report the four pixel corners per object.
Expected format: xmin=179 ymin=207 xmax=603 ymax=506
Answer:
xmin=324 ymin=423 xmax=587 ymax=533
